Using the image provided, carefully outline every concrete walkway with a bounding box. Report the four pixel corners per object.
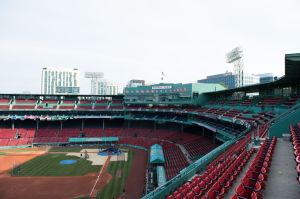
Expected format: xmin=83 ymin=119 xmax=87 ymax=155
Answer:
xmin=263 ymin=138 xmax=300 ymax=199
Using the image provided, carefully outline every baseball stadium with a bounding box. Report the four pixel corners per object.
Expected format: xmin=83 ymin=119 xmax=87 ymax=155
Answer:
xmin=0 ymin=53 xmax=300 ymax=199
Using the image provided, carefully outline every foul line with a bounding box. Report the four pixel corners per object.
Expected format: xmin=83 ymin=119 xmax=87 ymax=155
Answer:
xmin=89 ymin=156 xmax=111 ymax=197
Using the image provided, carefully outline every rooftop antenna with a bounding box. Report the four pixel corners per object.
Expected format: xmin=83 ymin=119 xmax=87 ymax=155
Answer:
xmin=226 ymin=47 xmax=244 ymax=88
xmin=84 ymin=72 xmax=104 ymax=95
xmin=161 ymin=72 xmax=165 ymax=83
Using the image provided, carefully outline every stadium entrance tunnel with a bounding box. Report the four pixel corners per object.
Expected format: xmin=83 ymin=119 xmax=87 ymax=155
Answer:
xmin=59 ymin=160 xmax=77 ymax=165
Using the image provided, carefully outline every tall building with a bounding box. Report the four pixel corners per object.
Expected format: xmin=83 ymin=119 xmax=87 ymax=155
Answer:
xmin=243 ymin=74 xmax=260 ymax=86
xmin=198 ymin=72 xmax=260 ymax=89
xmin=126 ymin=79 xmax=145 ymax=88
xmin=41 ymin=68 xmax=80 ymax=94
xmin=97 ymin=80 xmax=121 ymax=95
xmin=198 ymin=72 xmax=235 ymax=89
xmin=256 ymin=73 xmax=274 ymax=84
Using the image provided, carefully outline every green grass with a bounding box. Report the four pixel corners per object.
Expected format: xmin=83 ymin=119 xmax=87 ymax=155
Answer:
xmin=10 ymin=154 xmax=101 ymax=176
xmin=0 ymin=152 xmax=6 ymax=155
xmin=96 ymin=150 xmax=134 ymax=199
xmin=49 ymin=147 xmax=84 ymax=152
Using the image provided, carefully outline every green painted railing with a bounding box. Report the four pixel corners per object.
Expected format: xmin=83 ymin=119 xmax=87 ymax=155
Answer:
xmin=268 ymin=103 xmax=300 ymax=137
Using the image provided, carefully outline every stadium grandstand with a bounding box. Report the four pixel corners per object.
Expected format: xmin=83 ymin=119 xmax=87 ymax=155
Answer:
xmin=0 ymin=53 xmax=300 ymax=198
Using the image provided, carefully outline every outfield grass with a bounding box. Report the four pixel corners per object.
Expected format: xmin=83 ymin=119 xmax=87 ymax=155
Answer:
xmin=96 ymin=150 xmax=134 ymax=199
xmin=49 ymin=147 xmax=84 ymax=152
xmin=0 ymin=152 xmax=6 ymax=155
xmin=10 ymin=154 xmax=101 ymax=176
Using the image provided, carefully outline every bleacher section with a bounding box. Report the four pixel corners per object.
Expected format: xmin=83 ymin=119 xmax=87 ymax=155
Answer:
xmin=0 ymin=98 xmax=10 ymax=110
xmin=77 ymin=100 xmax=94 ymax=110
xmin=59 ymin=100 xmax=76 ymax=110
xmin=94 ymin=100 xmax=109 ymax=110
xmin=232 ymin=137 xmax=277 ymax=199
xmin=0 ymin=128 xmax=35 ymax=146
xmin=289 ymin=124 xmax=300 ymax=184
xmin=12 ymin=99 xmax=37 ymax=110
xmin=37 ymin=100 xmax=58 ymax=110
xmin=164 ymin=145 xmax=189 ymax=180
xmin=167 ymin=137 xmax=254 ymax=199
xmin=109 ymin=99 xmax=124 ymax=110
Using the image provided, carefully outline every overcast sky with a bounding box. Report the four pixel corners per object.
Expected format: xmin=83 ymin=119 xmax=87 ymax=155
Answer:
xmin=0 ymin=0 xmax=299 ymax=94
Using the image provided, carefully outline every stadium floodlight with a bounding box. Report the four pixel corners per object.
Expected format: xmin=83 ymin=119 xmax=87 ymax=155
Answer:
xmin=85 ymin=72 xmax=104 ymax=95
xmin=226 ymin=47 xmax=244 ymax=88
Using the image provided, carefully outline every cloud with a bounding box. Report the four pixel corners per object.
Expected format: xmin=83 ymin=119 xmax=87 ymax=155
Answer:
xmin=0 ymin=0 xmax=299 ymax=93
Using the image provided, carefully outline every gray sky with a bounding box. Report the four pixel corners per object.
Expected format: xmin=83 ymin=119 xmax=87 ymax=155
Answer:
xmin=0 ymin=0 xmax=300 ymax=94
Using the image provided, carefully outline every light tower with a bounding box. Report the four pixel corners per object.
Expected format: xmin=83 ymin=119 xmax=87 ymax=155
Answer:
xmin=226 ymin=47 xmax=244 ymax=88
xmin=84 ymin=72 xmax=104 ymax=95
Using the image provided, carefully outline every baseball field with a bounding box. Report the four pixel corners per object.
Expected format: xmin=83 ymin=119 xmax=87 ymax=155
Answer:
xmin=0 ymin=146 xmax=147 ymax=199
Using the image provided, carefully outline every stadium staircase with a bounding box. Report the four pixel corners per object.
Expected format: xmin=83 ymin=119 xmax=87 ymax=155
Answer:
xmin=176 ymin=144 xmax=192 ymax=164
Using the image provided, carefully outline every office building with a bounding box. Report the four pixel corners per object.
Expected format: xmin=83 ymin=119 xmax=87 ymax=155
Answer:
xmin=126 ymin=79 xmax=145 ymax=88
xmin=256 ymin=73 xmax=274 ymax=84
xmin=41 ymin=68 xmax=80 ymax=94
xmin=97 ymin=80 xmax=121 ymax=95
xmin=198 ymin=72 xmax=260 ymax=89
xmin=198 ymin=72 xmax=235 ymax=89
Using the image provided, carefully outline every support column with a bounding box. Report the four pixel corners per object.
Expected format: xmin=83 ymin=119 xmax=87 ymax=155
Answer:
xmin=12 ymin=120 xmax=14 ymax=130
xmin=212 ymin=133 xmax=216 ymax=144
xmin=181 ymin=124 xmax=184 ymax=133
xmin=81 ymin=119 xmax=84 ymax=131
xmin=36 ymin=119 xmax=39 ymax=131
xmin=154 ymin=121 xmax=156 ymax=131
xmin=202 ymin=127 xmax=205 ymax=136
xmin=60 ymin=120 xmax=63 ymax=131
xmin=102 ymin=119 xmax=105 ymax=135
xmin=127 ymin=120 xmax=130 ymax=128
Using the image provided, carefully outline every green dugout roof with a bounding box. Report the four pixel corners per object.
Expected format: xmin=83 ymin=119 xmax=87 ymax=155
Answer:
xmin=69 ymin=137 xmax=119 ymax=143
xmin=150 ymin=144 xmax=165 ymax=164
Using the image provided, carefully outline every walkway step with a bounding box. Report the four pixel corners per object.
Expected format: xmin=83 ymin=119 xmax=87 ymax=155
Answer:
xmin=263 ymin=139 xmax=300 ymax=199
xmin=177 ymin=144 xmax=192 ymax=164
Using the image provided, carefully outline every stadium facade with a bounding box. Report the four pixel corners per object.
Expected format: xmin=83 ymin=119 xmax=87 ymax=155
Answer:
xmin=1 ymin=53 xmax=300 ymax=199
xmin=124 ymin=83 xmax=226 ymax=104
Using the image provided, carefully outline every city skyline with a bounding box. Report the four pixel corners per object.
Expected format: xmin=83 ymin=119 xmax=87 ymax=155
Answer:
xmin=1 ymin=0 xmax=300 ymax=94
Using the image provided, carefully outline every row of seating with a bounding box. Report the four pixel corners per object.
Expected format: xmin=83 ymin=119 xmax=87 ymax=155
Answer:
xmin=0 ymin=98 xmax=124 ymax=110
xmin=0 ymin=128 xmax=36 ymax=146
xmin=167 ymin=137 xmax=251 ymax=199
xmin=289 ymin=124 xmax=300 ymax=184
xmin=0 ymin=138 xmax=34 ymax=146
xmin=207 ymin=96 xmax=287 ymax=107
xmin=232 ymin=137 xmax=277 ymax=199
xmin=181 ymin=137 xmax=217 ymax=159
xmin=164 ymin=145 xmax=189 ymax=180
xmin=205 ymin=148 xmax=255 ymax=199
